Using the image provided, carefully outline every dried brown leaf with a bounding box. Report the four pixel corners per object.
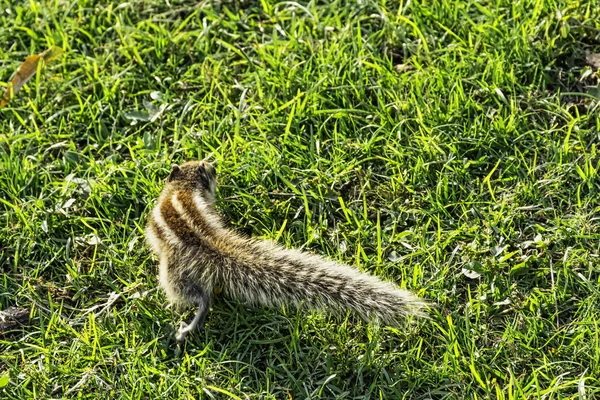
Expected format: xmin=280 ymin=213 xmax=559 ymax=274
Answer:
xmin=1 ymin=46 xmax=64 ymax=107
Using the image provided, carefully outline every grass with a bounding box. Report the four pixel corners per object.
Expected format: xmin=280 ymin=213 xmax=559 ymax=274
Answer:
xmin=1 ymin=0 xmax=599 ymax=398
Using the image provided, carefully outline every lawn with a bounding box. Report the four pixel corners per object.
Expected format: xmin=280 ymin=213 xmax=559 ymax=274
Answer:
xmin=1 ymin=0 xmax=599 ymax=398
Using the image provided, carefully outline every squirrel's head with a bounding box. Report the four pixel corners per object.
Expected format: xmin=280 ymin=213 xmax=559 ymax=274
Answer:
xmin=166 ymin=161 xmax=217 ymax=202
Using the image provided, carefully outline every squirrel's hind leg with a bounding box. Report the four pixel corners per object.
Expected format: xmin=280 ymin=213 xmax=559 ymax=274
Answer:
xmin=176 ymin=297 xmax=209 ymax=341
xmin=174 ymin=278 xmax=211 ymax=342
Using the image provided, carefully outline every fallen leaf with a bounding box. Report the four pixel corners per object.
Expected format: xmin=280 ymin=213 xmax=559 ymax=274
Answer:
xmin=1 ymin=46 xmax=64 ymax=107
xmin=124 ymin=110 xmax=151 ymax=122
xmin=491 ymin=244 xmax=508 ymax=257
xmin=143 ymin=99 xmax=168 ymax=122
xmin=150 ymin=91 xmax=163 ymax=101
xmin=586 ymin=53 xmax=600 ymax=69
xmin=125 ymin=98 xmax=168 ymax=123
xmin=461 ymin=268 xmax=482 ymax=279
xmin=0 ymin=306 xmax=29 ymax=334
xmin=62 ymin=198 xmax=76 ymax=209
xmin=388 ymin=250 xmax=400 ymax=262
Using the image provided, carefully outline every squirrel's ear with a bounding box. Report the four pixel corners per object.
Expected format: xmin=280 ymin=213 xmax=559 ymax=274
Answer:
xmin=167 ymin=165 xmax=181 ymax=182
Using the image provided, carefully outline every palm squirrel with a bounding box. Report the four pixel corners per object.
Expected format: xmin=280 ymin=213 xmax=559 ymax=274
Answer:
xmin=145 ymin=161 xmax=428 ymax=341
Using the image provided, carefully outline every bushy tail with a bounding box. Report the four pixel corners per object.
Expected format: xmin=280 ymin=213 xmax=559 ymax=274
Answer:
xmin=222 ymin=241 xmax=428 ymax=325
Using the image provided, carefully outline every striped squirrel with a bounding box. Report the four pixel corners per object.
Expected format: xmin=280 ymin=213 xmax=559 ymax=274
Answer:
xmin=145 ymin=161 xmax=428 ymax=341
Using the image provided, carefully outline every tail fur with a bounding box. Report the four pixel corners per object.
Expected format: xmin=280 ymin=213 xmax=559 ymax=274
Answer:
xmin=219 ymin=235 xmax=428 ymax=325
